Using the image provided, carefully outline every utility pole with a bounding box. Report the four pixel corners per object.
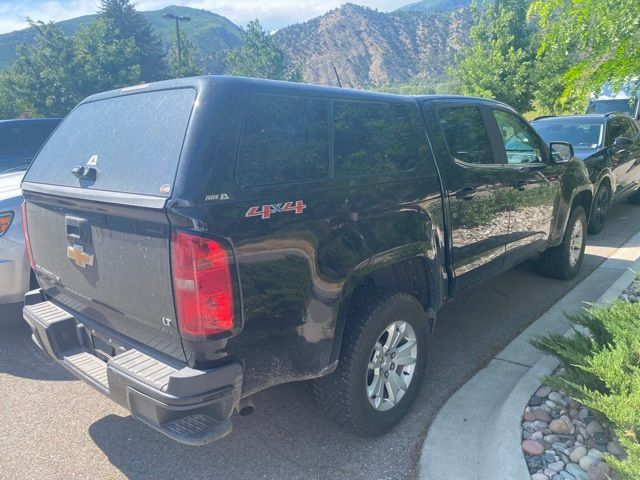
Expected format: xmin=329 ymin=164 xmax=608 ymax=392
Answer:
xmin=162 ymin=13 xmax=191 ymax=70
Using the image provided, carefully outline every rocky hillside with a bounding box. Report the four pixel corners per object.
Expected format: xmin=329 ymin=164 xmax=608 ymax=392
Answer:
xmin=275 ymin=3 xmax=471 ymax=88
xmin=0 ymin=3 xmax=471 ymax=88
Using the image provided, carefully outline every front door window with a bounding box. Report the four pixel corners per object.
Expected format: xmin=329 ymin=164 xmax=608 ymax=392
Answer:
xmin=493 ymin=110 xmax=544 ymax=165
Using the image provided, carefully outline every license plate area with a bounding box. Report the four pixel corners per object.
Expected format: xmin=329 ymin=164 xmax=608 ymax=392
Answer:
xmin=92 ymin=335 xmax=115 ymax=361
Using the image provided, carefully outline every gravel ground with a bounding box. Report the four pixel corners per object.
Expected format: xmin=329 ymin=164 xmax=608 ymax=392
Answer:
xmin=1 ymin=203 xmax=640 ymax=480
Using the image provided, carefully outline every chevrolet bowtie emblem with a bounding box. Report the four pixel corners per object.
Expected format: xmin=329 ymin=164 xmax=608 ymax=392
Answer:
xmin=67 ymin=244 xmax=94 ymax=268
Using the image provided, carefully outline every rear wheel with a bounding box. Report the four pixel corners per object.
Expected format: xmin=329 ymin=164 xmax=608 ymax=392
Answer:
xmin=539 ymin=206 xmax=587 ymax=280
xmin=588 ymin=183 xmax=610 ymax=234
xmin=314 ymin=291 xmax=430 ymax=437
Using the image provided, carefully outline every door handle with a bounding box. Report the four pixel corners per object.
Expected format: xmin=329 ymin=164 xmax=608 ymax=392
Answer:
xmin=455 ymin=186 xmax=476 ymax=201
xmin=65 ymin=215 xmax=91 ymax=244
xmin=513 ymin=180 xmax=526 ymax=191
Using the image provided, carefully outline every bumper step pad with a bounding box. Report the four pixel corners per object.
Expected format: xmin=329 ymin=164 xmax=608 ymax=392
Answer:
xmin=163 ymin=414 xmax=232 ymax=445
xmin=110 ymin=349 xmax=177 ymax=392
xmin=64 ymin=351 xmax=109 ymax=392
xmin=23 ymin=295 xmax=243 ymax=445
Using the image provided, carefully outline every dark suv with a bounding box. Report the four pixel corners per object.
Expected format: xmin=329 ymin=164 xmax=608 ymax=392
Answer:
xmin=532 ymin=113 xmax=640 ymax=233
xmin=21 ymin=77 xmax=592 ymax=445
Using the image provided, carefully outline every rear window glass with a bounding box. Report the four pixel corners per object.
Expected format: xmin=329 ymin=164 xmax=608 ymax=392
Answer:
xmin=237 ymin=95 xmax=331 ymax=186
xmin=437 ymin=107 xmax=495 ymax=165
xmin=0 ymin=121 xmax=59 ymax=174
xmin=333 ymin=101 xmax=422 ymax=176
xmin=25 ymin=88 xmax=195 ymax=197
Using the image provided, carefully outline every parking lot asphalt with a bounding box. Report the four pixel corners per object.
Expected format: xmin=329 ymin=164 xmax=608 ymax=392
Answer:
xmin=1 ymin=203 xmax=640 ymax=480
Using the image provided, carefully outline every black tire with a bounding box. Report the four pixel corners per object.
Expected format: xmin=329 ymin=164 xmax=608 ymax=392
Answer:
xmin=588 ymin=183 xmax=610 ymax=234
xmin=539 ymin=205 xmax=587 ymax=280
xmin=314 ymin=291 xmax=430 ymax=437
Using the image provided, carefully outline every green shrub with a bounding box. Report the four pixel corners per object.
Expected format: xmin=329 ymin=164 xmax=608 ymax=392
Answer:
xmin=531 ymin=299 xmax=640 ymax=479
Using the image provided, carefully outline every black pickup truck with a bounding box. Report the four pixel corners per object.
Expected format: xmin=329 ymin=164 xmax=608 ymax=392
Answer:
xmin=21 ymin=77 xmax=593 ymax=445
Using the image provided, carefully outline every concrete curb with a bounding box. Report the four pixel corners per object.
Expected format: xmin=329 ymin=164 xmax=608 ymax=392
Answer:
xmin=419 ymin=230 xmax=640 ymax=480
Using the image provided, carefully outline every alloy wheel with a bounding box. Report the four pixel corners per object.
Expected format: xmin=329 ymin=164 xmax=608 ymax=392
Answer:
xmin=568 ymin=217 xmax=584 ymax=267
xmin=366 ymin=321 xmax=418 ymax=412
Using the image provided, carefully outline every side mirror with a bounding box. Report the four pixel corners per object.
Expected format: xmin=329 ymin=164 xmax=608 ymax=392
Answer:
xmin=613 ymin=136 xmax=634 ymax=149
xmin=550 ymin=142 xmax=574 ymax=163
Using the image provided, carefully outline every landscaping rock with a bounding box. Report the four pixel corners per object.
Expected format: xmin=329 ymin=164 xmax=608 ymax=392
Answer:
xmin=578 ymin=455 xmax=600 ymax=471
xmin=592 ymin=431 xmax=607 ymax=445
xmin=524 ymin=379 xmax=619 ymax=480
xmin=523 ymin=440 xmax=546 ymax=456
xmin=534 ymin=408 xmax=553 ymax=422
xmin=545 ymin=452 xmax=557 ymax=462
xmin=530 ymin=396 xmax=546 ymax=407
xmin=536 ymin=385 xmax=552 ymax=397
xmin=528 ymin=455 xmax=544 ymax=471
xmin=566 ymin=463 xmax=588 ymax=480
xmin=570 ymin=446 xmax=587 ymax=463
xmin=550 ymin=418 xmax=571 ymax=435
xmin=587 ymin=449 xmax=603 ymax=460
xmin=586 ymin=461 xmax=611 ymax=480
xmin=532 ymin=473 xmax=549 ymax=480
xmin=560 ymin=415 xmax=575 ymax=434
xmin=548 ymin=392 xmax=563 ymax=403
xmin=586 ymin=421 xmax=603 ymax=436
xmin=607 ymin=441 xmax=624 ymax=456
xmin=548 ymin=461 xmax=565 ymax=473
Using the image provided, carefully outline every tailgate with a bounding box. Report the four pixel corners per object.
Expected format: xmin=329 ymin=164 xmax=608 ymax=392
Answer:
xmin=24 ymin=195 xmax=184 ymax=361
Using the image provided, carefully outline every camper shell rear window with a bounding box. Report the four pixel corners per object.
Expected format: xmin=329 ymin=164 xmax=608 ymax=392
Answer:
xmin=24 ymin=88 xmax=196 ymax=198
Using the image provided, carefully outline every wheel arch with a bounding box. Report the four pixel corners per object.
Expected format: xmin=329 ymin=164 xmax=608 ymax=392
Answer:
xmin=594 ymin=174 xmax=613 ymax=205
xmin=570 ymin=187 xmax=593 ymax=221
xmin=328 ymin=254 xmax=442 ymax=367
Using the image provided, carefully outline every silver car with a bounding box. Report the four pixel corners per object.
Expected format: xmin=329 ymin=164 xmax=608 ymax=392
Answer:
xmin=0 ymin=118 xmax=61 ymax=304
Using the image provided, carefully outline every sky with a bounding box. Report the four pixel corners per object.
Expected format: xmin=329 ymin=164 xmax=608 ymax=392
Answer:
xmin=0 ymin=0 xmax=406 ymax=34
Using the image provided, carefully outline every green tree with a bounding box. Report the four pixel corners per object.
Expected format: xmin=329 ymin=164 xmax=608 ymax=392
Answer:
xmin=529 ymin=49 xmax=575 ymax=115
xmin=226 ymin=20 xmax=302 ymax=82
xmin=98 ymin=0 xmax=166 ymax=81
xmin=0 ymin=71 xmax=18 ymax=118
xmin=450 ymin=0 xmax=535 ymax=112
xmin=2 ymin=18 xmax=143 ymax=117
xmin=6 ymin=20 xmax=80 ymax=117
xmin=168 ymin=30 xmax=202 ymax=78
xmin=529 ymin=0 xmax=640 ymax=107
xmin=74 ymin=18 xmax=142 ymax=97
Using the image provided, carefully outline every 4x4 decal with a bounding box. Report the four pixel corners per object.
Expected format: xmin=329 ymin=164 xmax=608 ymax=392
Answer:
xmin=245 ymin=200 xmax=307 ymax=220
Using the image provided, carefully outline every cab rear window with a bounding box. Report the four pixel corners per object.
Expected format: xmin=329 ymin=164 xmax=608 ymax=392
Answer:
xmin=24 ymin=88 xmax=196 ymax=197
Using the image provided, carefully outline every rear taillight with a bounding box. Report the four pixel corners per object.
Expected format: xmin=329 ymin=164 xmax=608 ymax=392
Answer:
xmin=171 ymin=231 xmax=234 ymax=336
xmin=21 ymin=203 xmax=35 ymax=270
xmin=0 ymin=211 xmax=13 ymax=236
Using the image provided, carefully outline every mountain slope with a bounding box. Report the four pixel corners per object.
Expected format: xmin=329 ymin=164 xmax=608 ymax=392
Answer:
xmin=0 ymin=5 xmax=241 ymax=70
xmin=275 ymin=3 xmax=471 ymax=88
xmin=398 ymin=0 xmax=473 ymax=13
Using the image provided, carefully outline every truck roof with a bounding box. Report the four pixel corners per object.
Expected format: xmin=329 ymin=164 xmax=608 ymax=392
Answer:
xmin=531 ymin=113 xmax=627 ymax=124
xmin=80 ymin=75 xmax=515 ymax=110
xmin=0 ymin=118 xmax=62 ymax=126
